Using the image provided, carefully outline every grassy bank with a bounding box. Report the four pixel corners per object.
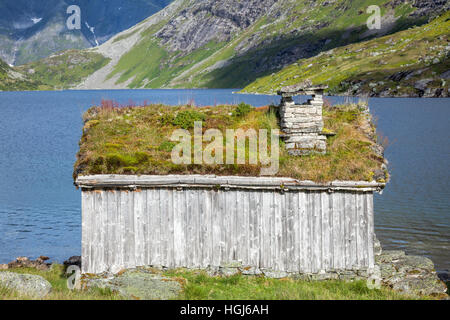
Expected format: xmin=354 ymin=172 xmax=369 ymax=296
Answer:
xmin=0 ymin=265 xmax=120 ymax=300
xmin=0 ymin=265 xmax=426 ymax=300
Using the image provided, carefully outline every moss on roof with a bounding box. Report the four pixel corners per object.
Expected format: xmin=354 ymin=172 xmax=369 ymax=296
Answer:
xmin=74 ymin=101 xmax=387 ymax=183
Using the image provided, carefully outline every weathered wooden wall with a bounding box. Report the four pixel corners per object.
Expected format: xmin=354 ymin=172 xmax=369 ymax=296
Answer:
xmin=79 ymin=175 xmax=378 ymax=275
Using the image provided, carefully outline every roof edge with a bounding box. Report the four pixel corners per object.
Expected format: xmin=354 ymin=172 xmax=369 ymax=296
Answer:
xmin=76 ymin=175 xmax=385 ymax=192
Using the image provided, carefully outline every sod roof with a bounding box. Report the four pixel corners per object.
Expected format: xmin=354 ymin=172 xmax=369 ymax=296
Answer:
xmin=74 ymin=101 xmax=388 ymax=183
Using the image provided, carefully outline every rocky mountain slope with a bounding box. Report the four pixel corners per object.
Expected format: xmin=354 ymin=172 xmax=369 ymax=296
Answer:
xmin=243 ymin=11 xmax=450 ymax=97
xmin=73 ymin=0 xmax=448 ymax=91
xmin=0 ymin=57 xmax=43 ymax=91
xmin=0 ymin=0 xmax=172 ymax=66
xmin=1 ymin=0 xmax=448 ymax=94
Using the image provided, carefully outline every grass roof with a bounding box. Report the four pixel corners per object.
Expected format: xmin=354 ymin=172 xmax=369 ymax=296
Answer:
xmin=74 ymin=101 xmax=388 ymax=183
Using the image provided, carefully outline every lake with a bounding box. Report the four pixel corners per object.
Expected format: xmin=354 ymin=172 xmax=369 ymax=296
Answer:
xmin=0 ymin=89 xmax=448 ymax=274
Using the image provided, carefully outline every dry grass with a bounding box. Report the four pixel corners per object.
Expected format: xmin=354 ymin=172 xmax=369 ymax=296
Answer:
xmin=74 ymin=102 xmax=385 ymax=182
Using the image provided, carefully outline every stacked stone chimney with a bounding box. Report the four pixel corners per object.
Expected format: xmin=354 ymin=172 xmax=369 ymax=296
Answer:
xmin=278 ymin=82 xmax=328 ymax=156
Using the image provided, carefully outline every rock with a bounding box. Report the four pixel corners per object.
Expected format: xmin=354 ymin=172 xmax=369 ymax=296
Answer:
xmin=240 ymin=266 xmax=263 ymax=276
xmin=373 ymin=236 xmax=382 ymax=256
xmin=396 ymin=255 xmax=435 ymax=272
xmin=378 ymin=263 xmax=397 ymax=279
xmin=87 ymin=270 xmax=182 ymax=300
xmin=440 ymin=70 xmax=450 ymax=79
xmin=16 ymin=257 xmax=29 ymax=263
xmin=374 ymin=250 xmax=447 ymax=297
xmin=37 ymin=256 xmax=50 ymax=262
xmin=7 ymin=256 xmax=50 ymax=270
xmin=310 ymin=272 xmax=339 ymax=281
xmin=64 ymin=256 xmax=81 ymax=268
xmin=375 ymin=250 xmax=406 ymax=264
xmin=222 ymin=261 xmax=243 ymax=269
xmin=205 ymin=266 xmax=220 ymax=277
xmin=338 ymin=270 xmax=358 ymax=281
xmin=219 ymin=267 xmax=240 ymax=277
xmin=0 ymin=272 xmax=52 ymax=298
xmin=373 ymin=169 xmax=386 ymax=181
xmin=0 ymin=264 xmax=8 ymax=270
xmin=392 ymin=275 xmax=447 ymax=296
xmin=414 ymin=78 xmax=433 ymax=91
xmin=262 ymin=269 xmax=289 ymax=279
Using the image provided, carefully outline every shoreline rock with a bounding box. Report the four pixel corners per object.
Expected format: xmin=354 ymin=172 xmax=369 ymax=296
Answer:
xmin=0 ymin=272 xmax=52 ymax=298
xmin=4 ymin=256 xmax=51 ymax=271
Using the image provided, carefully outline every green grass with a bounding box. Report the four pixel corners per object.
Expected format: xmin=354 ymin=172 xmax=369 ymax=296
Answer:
xmin=0 ymin=265 xmax=121 ymax=300
xmin=16 ymin=49 xmax=110 ymax=90
xmin=1 ymin=266 xmax=427 ymax=300
xmin=163 ymin=269 xmax=422 ymax=300
xmin=74 ymin=101 xmax=385 ymax=183
xmin=0 ymin=58 xmax=44 ymax=91
xmin=243 ymin=11 xmax=450 ymax=95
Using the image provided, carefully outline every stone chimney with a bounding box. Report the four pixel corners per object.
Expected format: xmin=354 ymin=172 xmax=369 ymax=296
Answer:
xmin=277 ymin=81 xmax=328 ymax=156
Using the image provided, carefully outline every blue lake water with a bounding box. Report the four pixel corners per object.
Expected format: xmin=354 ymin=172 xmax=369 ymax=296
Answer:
xmin=0 ymin=89 xmax=448 ymax=273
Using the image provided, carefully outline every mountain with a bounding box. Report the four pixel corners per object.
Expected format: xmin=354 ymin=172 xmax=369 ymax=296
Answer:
xmin=0 ymin=57 xmax=44 ymax=91
xmin=243 ymin=10 xmax=450 ymax=97
xmin=72 ymin=0 xmax=448 ymax=91
xmin=0 ymin=0 xmax=172 ymax=66
xmin=2 ymin=0 xmax=449 ymax=94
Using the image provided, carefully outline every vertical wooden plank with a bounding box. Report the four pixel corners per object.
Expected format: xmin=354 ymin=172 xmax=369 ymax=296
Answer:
xmin=147 ymin=189 xmax=155 ymax=265
xmin=331 ymin=192 xmax=339 ymax=270
xmin=81 ymin=191 xmax=90 ymax=274
xmin=291 ymin=191 xmax=300 ymax=273
xmin=312 ymin=191 xmax=322 ymax=273
xmin=199 ymin=189 xmax=209 ymax=268
xmin=125 ymin=191 xmax=136 ymax=269
xmin=321 ymin=192 xmax=331 ymax=272
xmin=274 ymin=192 xmax=283 ymax=271
xmin=261 ymin=191 xmax=270 ymax=269
xmin=210 ymin=189 xmax=220 ymax=267
xmin=298 ymin=192 xmax=308 ymax=272
xmin=92 ymin=191 xmax=102 ymax=274
xmin=99 ymin=190 xmax=108 ymax=274
xmin=190 ymin=189 xmax=197 ymax=267
xmin=159 ymin=189 xmax=167 ymax=267
xmin=249 ymin=190 xmax=258 ymax=267
xmin=107 ymin=190 xmax=120 ymax=273
xmin=356 ymin=193 xmax=366 ymax=268
xmin=134 ymin=189 xmax=145 ymax=267
xmin=173 ymin=189 xmax=184 ymax=267
xmin=367 ymin=193 xmax=375 ymax=268
xmin=229 ymin=190 xmax=241 ymax=261
xmin=344 ymin=192 xmax=356 ymax=269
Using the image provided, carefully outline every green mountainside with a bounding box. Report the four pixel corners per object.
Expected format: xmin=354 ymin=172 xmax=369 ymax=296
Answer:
xmin=1 ymin=0 xmax=448 ymax=95
xmin=243 ymin=11 xmax=450 ymax=97
xmin=0 ymin=58 xmax=44 ymax=91
xmin=16 ymin=50 xmax=110 ymax=90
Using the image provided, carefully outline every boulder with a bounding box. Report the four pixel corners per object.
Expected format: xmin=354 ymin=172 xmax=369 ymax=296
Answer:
xmin=392 ymin=275 xmax=447 ymax=296
xmin=375 ymin=250 xmax=447 ymax=297
xmin=87 ymin=270 xmax=182 ymax=300
xmin=64 ymin=256 xmax=81 ymax=268
xmin=0 ymin=272 xmax=52 ymax=298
